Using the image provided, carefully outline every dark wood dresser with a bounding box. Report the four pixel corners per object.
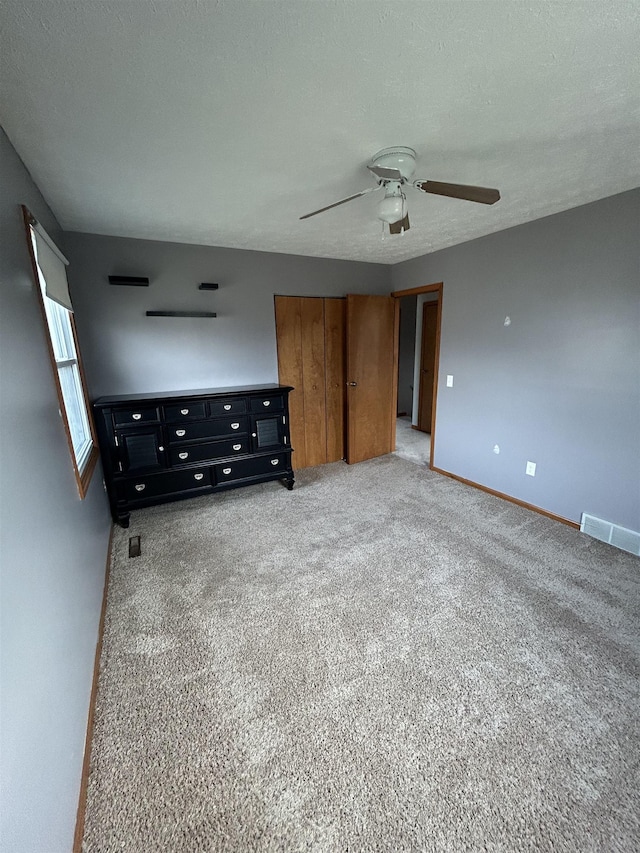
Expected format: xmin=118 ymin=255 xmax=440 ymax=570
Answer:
xmin=93 ymin=384 xmax=294 ymax=527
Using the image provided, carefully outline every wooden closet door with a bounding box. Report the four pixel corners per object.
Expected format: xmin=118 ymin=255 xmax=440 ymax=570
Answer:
xmin=275 ymin=296 xmax=347 ymax=469
xmin=300 ymin=298 xmax=327 ymax=467
xmin=324 ymin=298 xmax=346 ymax=462
xmin=275 ymin=296 xmax=307 ymax=468
xmin=346 ymin=294 xmax=398 ymax=464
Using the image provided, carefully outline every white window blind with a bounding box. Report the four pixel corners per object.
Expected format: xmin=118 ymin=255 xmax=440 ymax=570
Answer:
xmin=32 ymin=223 xmax=73 ymax=311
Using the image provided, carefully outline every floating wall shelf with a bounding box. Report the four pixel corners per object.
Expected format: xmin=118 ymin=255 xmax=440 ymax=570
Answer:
xmin=108 ymin=275 xmax=150 ymax=286
xmin=146 ymin=310 xmax=217 ymax=318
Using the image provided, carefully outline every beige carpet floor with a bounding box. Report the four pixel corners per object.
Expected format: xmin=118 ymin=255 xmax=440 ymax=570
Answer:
xmin=394 ymin=416 xmax=430 ymax=466
xmin=83 ymin=455 xmax=639 ymax=852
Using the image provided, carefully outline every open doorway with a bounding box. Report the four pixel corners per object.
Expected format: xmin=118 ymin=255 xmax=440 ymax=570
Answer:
xmin=392 ymin=283 xmax=442 ymax=468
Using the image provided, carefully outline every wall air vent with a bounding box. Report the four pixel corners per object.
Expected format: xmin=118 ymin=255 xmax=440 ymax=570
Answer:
xmin=580 ymin=513 xmax=640 ymax=556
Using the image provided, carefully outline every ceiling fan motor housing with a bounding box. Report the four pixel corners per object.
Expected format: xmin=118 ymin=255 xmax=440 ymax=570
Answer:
xmin=370 ymin=146 xmax=417 ymax=181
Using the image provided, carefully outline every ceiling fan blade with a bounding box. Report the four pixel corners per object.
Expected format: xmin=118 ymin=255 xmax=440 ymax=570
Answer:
xmin=389 ymin=214 xmax=410 ymax=235
xmin=414 ymin=180 xmax=500 ymax=205
xmin=299 ymin=185 xmax=381 ymax=220
xmin=368 ymin=164 xmax=403 ymax=181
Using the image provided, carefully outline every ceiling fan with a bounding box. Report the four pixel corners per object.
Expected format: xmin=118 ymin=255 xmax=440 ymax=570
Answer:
xmin=300 ymin=147 xmax=500 ymax=234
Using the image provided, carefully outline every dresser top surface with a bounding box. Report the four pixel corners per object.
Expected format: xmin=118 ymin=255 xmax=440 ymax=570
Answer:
xmin=93 ymin=384 xmax=293 ymax=407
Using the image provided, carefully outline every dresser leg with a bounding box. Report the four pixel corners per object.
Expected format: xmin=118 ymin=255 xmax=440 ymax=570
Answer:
xmin=116 ymin=513 xmax=130 ymax=528
xmin=285 ymin=477 xmax=294 ymax=491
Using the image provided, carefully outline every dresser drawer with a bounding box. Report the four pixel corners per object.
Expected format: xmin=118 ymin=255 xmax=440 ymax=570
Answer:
xmin=250 ymin=394 xmax=284 ymax=413
xmin=120 ymin=468 xmax=211 ymax=501
xmin=164 ymin=401 xmax=207 ymax=422
xmin=208 ymin=398 xmax=247 ymax=417
xmin=113 ymin=406 xmax=160 ymax=426
xmin=168 ymin=416 xmax=248 ymax=442
xmin=214 ymin=453 xmax=287 ymax=484
xmin=169 ymin=438 xmax=248 ymax=465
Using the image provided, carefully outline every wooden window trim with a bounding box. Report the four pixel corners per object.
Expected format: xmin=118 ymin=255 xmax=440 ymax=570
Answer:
xmin=21 ymin=205 xmax=99 ymax=499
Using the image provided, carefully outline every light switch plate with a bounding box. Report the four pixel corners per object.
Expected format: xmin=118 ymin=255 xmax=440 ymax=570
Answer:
xmin=526 ymin=461 xmax=536 ymax=476
xmin=446 ymin=375 xmax=454 ymax=387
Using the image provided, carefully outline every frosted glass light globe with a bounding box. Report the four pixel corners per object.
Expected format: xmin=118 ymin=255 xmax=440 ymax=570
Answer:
xmin=377 ymin=194 xmax=404 ymax=223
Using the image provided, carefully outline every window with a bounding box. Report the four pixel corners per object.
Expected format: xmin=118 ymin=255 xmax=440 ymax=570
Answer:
xmin=22 ymin=206 xmax=98 ymax=497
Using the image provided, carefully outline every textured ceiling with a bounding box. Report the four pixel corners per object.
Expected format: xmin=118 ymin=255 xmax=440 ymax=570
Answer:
xmin=1 ymin=1 xmax=639 ymax=264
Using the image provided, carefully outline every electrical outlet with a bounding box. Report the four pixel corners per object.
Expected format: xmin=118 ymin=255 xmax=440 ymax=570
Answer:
xmin=526 ymin=461 xmax=536 ymax=477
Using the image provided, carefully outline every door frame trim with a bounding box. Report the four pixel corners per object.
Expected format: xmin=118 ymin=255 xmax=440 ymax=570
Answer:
xmin=391 ymin=282 xmax=443 ymax=470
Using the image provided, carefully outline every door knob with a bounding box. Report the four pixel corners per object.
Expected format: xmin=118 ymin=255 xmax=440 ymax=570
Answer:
xmin=347 ymin=381 xmax=358 ymax=387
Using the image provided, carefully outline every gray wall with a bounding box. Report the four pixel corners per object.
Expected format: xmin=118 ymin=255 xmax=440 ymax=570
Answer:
xmin=64 ymin=233 xmax=391 ymax=398
xmin=392 ymin=189 xmax=640 ymax=531
xmin=0 ymin=130 xmax=111 ymax=851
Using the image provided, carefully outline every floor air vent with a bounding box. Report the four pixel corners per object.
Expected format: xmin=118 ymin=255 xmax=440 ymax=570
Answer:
xmin=580 ymin=514 xmax=640 ymax=556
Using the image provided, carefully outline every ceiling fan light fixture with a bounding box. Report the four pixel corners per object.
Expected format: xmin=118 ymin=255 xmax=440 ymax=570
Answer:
xmin=377 ymin=192 xmax=404 ymax=224
xmin=299 ymin=146 xmax=501 ymax=229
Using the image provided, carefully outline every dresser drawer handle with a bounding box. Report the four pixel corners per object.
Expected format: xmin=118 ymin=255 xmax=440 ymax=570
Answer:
xmin=178 ymin=452 xmax=189 ymax=460
xmin=222 ymin=467 xmax=232 ymax=475
xmin=180 ymin=408 xmax=189 ymax=415
xmin=231 ymin=423 xmax=239 ymax=430
xmin=132 ymin=413 xmax=142 ymax=420
xmin=270 ymin=458 xmax=280 ymax=466
xmin=233 ymin=443 xmax=242 ymax=451
xmin=159 ymin=446 xmax=164 ymax=451
xmin=262 ymin=400 xmax=271 ymax=406
xmin=193 ymin=473 xmax=204 ymax=481
xmin=175 ymin=429 xmax=186 ymax=437
xmin=224 ymin=404 xmax=231 ymax=411
xmin=134 ymin=483 xmax=146 ymax=492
